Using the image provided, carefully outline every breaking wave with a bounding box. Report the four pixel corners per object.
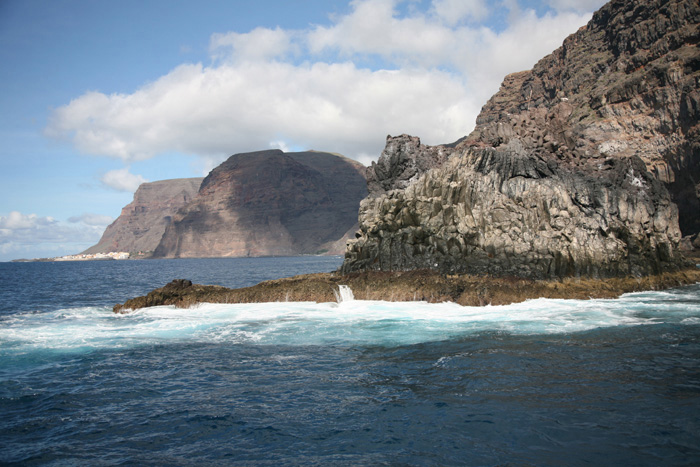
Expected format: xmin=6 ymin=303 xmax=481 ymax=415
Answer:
xmin=2 ymin=284 xmax=699 ymax=357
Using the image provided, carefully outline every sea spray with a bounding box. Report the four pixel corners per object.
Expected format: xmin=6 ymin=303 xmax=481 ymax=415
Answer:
xmin=2 ymin=283 xmax=700 ymax=355
xmin=334 ymin=285 xmax=355 ymax=303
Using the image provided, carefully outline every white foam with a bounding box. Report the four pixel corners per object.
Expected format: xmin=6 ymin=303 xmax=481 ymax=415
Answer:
xmin=1 ymin=285 xmax=699 ymax=354
xmin=334 ymin=285 xmax=355 ymax=303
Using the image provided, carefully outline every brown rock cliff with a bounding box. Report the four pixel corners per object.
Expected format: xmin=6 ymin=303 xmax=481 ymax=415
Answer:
xmin=82 ymin=178 xmax=203 ymax=256
xmin=153 ymin=150 xmax=367 ymax=258
xmin=467 ymin=0 xmax=700 ymax=236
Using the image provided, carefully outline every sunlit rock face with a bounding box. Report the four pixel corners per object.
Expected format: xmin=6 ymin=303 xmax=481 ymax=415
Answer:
xmin=153 ymin=150 xmax=367 ymax=258
xmin=83 ymin=178 xmax=203 ymax=256
xmin=342 ymin=0 xmax=698 ymax=279
xmin=343 ymin=140 xmax=681 ymax=278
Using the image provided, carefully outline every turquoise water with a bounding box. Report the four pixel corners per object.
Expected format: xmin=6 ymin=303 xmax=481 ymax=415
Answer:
xmin=1 ymin=258 xmax=700 ymax=465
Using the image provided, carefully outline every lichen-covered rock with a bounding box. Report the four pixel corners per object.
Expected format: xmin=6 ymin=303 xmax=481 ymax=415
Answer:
xmin=343 ymin=144 xmax=683 ymax=278
xmin=342 ymin=0 xmax=698 ymax=278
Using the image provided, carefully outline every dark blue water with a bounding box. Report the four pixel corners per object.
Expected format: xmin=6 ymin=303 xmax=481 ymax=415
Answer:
xmin=1 ymin=258 xmax=700 ymax=465
xmin=0 ymin=256 xmax=343 ymax=315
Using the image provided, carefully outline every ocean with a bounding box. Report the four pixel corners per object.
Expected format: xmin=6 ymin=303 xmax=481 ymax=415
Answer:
xmin=1 ymin=257 xmax=699 ymax=466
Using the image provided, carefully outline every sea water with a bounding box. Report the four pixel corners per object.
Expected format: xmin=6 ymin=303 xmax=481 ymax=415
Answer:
xmin=1 ymin=257 xmax=699 ymax=465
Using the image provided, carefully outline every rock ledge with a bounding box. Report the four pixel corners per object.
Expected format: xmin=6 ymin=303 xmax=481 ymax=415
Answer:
xmin=114 ymin=268 xmax=700 ymax=313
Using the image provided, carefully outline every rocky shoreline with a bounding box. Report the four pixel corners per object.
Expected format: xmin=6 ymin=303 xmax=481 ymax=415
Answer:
xmin=110 ymin=0 xmax=700 ymax=313
xmin=113 ymin=266 xmax=700 ymax=313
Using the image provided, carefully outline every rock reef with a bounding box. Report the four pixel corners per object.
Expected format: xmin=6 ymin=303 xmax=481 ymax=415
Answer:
xmin=113 ymin=268 xmax=700 ymax=313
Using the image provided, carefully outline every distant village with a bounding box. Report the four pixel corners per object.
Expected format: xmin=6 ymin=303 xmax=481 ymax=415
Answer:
xmin=11 ymin=251 xmax=152 ymax=262
xmin=54 ymin=252 xmax=130 ymax=261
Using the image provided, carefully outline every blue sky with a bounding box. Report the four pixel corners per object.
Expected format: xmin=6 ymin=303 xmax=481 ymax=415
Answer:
xmin=0 ymin=0 xmax=606 ymax=261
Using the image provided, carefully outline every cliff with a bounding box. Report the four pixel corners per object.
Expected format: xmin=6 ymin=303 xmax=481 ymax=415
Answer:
xmin=83 ymin=178 xmax=203 ymax=255
xmin=152 ymin=150 xmax=367 ymax=258
xmin=342 ymin=0 xmax=698 ymax=279
xmin=468 ymin=0 xmax=700 ymax=237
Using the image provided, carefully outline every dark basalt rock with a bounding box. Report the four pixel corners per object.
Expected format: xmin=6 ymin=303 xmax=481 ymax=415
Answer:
xmin=366 ymin=135 xmax=451 ymax=196
xmin=341 ymin=0 xmax=698 ymax=279
xmin=468 ymin=0 xmax=700 ymax=238
xmin=342 ymin=144 xmax=685 ymax=279
xmin=113 ymin=268 xmax=700 ymax=312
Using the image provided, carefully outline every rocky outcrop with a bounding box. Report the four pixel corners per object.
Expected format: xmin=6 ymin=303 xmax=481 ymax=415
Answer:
xmin=342 ymin=0 xmax=698 ymax=279
xmin=152 ymin=150 xmax=367 ymax=258
xmin=467 ymin=0 xmax=700 ymax=237
xmin=366 ymin=135 xmax=451 ymax=196
xmin=343 ymin=142 xmax=683 ymax=278
xmin=83 ymin=178 xmax=202 ymax=255
xmin=113 ymin=268 xmax=700 ymax=312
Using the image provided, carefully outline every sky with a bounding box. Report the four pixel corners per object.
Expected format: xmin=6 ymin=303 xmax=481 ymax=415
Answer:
xmin=0 ymin=0 xmax=607 ymax=261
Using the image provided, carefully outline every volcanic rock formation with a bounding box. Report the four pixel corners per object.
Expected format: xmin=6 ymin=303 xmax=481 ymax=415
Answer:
xmin=152 ymin=150 xmax=367 ymax=258
xmin=83 ymin=178 xmax=203 ymax=256
xmin=342 ymin=0 xmax=698 ymax=279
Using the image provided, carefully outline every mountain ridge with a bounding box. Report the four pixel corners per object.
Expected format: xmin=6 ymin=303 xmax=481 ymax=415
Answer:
xmin=152 ymin=149 xmax=367 ymax=258
xmin=84 ymin=151 xmax=366 ymax=258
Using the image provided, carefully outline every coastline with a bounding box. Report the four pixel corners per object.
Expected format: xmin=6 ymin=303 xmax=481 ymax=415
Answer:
xmin=113 ymin=267 xmax=700 ymax=313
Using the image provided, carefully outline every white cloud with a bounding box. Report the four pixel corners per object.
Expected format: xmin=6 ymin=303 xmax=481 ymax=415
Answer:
xmin=67 ymin=213 xmax=115 ymax=227
xmin=0 ymin=211 xmax=105 ymax=261
xmin=101 ymin=167 xmax=148 ymax=192
xmin=432 ymin=0 xmax=490 ymax=25
xmin=307 ymin=0 xmax=456 ymax=68
xmin=307 ymin=0 xmax=599 ymax=101
xmin=546 ymin=0 xmax=607 ymax=13
xmin=210 ymin=27 xmax=296 ymax=63
xmin=46 ymin=0 xmax=605 ymax=165
xmin=48 ymin=60 xmax=476 ymax=163
xmin=0 ymin=211 xmax=56 ymax=231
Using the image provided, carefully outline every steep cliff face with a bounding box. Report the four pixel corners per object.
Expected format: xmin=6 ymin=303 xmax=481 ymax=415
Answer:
xmin=153 ymin=150 xmax=367 ymax=258
xmin=468 ymin=0 xmax=700 ymax=236
xmin=83 ymin=178 xmax=203 ymax=255
xmin=342 ymin=0 xmax=697 ymax=279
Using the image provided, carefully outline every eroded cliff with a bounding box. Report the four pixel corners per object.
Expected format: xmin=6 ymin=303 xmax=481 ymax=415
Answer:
xmin=468 ymin=0 xmax=700 ymax=237
xmin=153 ymin=150 xmax=367 ymax=258
xmin=342 ymin=0 xmax=698 ymax=279
xmin=83 ymin=178 xmax=203 ymax=256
